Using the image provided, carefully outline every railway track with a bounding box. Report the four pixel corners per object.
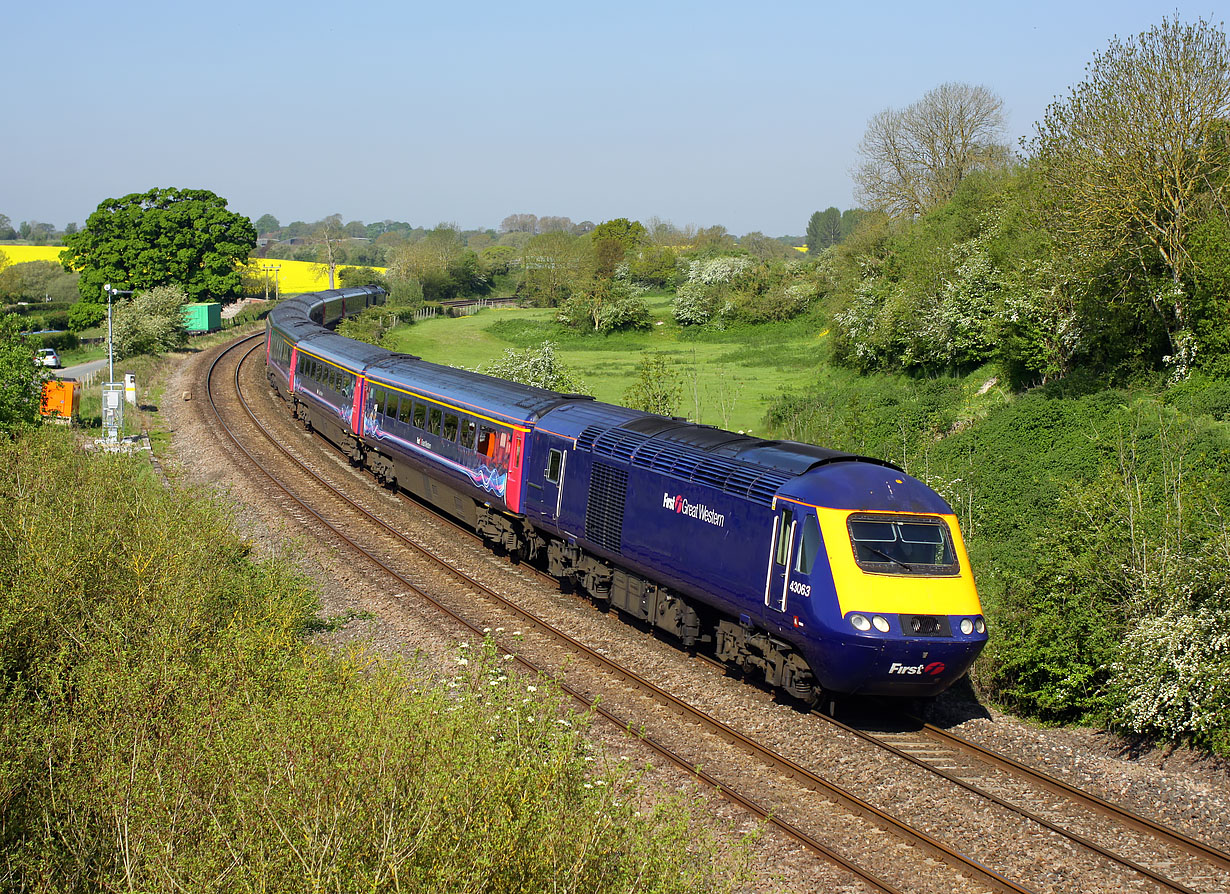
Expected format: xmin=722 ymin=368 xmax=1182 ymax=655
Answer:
xmin=193 ymin=332 xmax=1230 ymax=894
xmin=817 ymin=710 xmax=1230 ymax=894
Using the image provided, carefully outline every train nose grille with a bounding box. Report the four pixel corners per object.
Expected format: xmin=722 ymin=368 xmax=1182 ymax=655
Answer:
xmin=899 ymin=614 xmax=951 ymax=637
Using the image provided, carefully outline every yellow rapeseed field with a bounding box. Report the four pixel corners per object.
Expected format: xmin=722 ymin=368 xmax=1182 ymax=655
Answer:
xmin=0 ymin=245 xmax=66 ymax=266
xmin=0 ymin=245 xmax=384 ymax=296
xmin=242 ymin=259 xmax=386 ymax=294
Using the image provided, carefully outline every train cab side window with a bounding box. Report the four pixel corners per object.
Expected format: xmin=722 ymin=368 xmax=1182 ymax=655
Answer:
xmin=413 ymin=402 xmax=427 ymax=429
xmin=775 ymin=508 xmax=794 ymax=566
xmin=428 ymin=408 xmax=442 ymax=435
xmin=545 ymin=449 xmax=563 ymax=483
xmin=443 ymin=413 xmax=459 ymax=442
xmin=460 ymin=419 xmax=477 ymax=450
xmin=795 ymin=514 xmax=822 ymax=575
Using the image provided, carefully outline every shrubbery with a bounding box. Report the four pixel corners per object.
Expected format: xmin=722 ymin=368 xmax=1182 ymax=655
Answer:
xmin=557 ymin=280 xmax=651 ymax=334
xmin=0 ymin=430 xmax=749 ymax=891
xmin=671 ymin=257 xmax=816 ymax=327
xmin=480 ymin=340 xmax=587 ymax=392
xmin=111 ymin=284 xmax=189 ymax=359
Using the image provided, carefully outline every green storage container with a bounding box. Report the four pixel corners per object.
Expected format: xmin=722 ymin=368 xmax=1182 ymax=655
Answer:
xmin=181 ymin=302 xmax=222 ymax=334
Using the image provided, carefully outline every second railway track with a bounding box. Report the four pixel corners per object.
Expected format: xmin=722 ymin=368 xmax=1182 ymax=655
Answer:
xmin=189 ymin=332 xmax=1230 ymax=894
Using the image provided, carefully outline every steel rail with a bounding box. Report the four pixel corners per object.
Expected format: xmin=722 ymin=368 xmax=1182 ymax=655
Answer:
xmin=813 ymin=711 xmax=1202 ymax=894
xmin=915 ymin=718 xmax=1230 ymax=875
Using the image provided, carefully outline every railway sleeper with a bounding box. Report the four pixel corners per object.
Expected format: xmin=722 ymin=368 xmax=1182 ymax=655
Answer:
xmin=716 ymin=620 xmax=816 ymax=700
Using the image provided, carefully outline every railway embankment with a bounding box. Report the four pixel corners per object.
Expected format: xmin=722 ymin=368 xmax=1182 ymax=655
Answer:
xmin=0 ymin=425 xmax=748 ymax=892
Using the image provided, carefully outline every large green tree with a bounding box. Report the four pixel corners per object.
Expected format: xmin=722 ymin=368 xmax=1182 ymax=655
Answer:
xmin=61 ymin=188 xmax=257 ymax=304
xmin=805 ymin=207 xmax=842 ymax=252
xmin=589 ymin=218 xmax=647 ymax=276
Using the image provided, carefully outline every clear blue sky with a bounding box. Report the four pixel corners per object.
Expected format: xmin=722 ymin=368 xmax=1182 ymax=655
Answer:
xmin=2 ymin=1 xmax=1222 ymax=236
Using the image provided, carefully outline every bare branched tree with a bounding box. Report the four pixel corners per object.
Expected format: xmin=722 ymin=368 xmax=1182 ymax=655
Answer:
xmin=311 ymin=213 xmax=346 ymax=289
xmin=855 ymin=82 xmax=1008 ymax=217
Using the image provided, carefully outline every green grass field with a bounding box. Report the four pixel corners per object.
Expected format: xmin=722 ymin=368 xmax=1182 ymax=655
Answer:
xmin=382 ymin=295 xmax=830 ymax=434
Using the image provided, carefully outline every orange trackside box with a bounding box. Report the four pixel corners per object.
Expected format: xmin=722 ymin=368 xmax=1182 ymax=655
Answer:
xmin=40 ymin=380 xmax=80 ymax=421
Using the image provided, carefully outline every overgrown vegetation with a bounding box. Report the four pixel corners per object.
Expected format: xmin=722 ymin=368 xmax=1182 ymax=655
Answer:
xmin=769 ymin=15 xmax=1230 ymax=754
xmin=0 ymin=430 xmax=749 ymax=891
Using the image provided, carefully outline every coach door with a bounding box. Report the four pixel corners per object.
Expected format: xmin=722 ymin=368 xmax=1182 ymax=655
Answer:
xmin=525 ymin=435 xmax=569 ymax=530
xmin=541 ymin=445 xmax=566 ymax=524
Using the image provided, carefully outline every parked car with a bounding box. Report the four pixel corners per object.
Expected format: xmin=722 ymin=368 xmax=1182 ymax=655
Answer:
xmin=37 ymin=348 xmax=60 ymax=368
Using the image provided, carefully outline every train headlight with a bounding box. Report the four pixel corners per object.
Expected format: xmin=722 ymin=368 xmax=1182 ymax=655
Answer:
xmin=872 ymin=615 xmax=890 ymax=633
xmin=960 ymin=618 xmax=974 ymax=635
xmin=975 ymin=617 xmax=986 ymax=634
xmin=850 ymin=614 xmax=871 ymax=632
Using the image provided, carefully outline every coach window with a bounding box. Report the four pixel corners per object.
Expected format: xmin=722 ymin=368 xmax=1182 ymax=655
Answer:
xmin=371 ymin=386 xmax=386 ymax=415
xmin=443 ymin=413 xmax=459 ymax=442
xmin=410 ymin=401 xmax=424 ymax=428
xmin=397 ymin=397 xmax=413 ymax=425
xmin=428 ymin=407 xmax=443 ymax=435
xmin=545 ymin=449 xmax=563 ymax=483
xmin=460 ymin=419 xmax=477 ymax=450
xmin=795 ymin=514 xmax=821 ymax=575
xmin=476 ymin=426 xmax=494 ymax=457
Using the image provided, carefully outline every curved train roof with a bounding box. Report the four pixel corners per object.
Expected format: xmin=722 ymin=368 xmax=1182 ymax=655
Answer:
xmin=365 ymin=354 xmax=586 ymax=429
xmin=271 ymin=286 xmax=901 ymax=499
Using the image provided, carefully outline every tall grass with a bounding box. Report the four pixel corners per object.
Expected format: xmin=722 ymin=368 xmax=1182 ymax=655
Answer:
xmin=0 ymin=429 xmax=748 ymax=892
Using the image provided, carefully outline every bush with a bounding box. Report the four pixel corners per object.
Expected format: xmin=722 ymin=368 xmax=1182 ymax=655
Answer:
xmin=111 ymin=285 xmax=189 ymax=359
xmin=67 ymin=300 xmax=106 ymax=332
xmin=337 ymin=265 xmax=387 ymax=290
xmin=481 ymin=341 xmax=587 ymax=392
xmin=558 ymin=281 xmax=651 ymax=334
xmin=1110 ymin=605 xmax=1230 ymax=751
xmin=31 ymin=330 xmax=78 ymax=352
